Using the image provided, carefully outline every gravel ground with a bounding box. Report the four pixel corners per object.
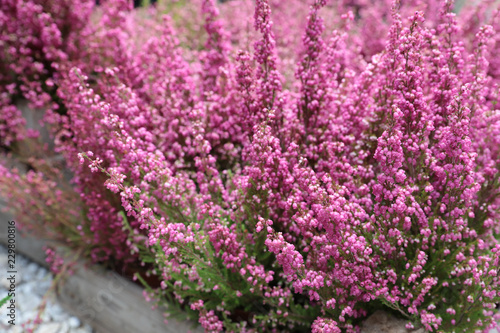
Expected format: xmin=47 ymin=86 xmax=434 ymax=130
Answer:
xmin=0 ymin=245 xmax=94 ymax=333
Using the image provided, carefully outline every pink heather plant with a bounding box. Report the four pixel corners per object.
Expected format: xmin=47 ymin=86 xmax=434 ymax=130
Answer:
xmin=0 ymin=0 xmax=146 ymax=265
xmin=0 ymin=0 xmax=94 ymax=149
xmin=2 ymin=0 xmax=500 ymax=332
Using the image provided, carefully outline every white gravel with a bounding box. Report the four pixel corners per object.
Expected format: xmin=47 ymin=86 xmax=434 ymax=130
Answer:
xmin=0 ymin=245 xmax=94 ymax=333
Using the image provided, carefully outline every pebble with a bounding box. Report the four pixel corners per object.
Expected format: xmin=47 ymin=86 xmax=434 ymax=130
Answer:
xmin=9 ymin=326 xmax=23 ymax=333
xmin=59 ymin=321 xmax=70 ymax=333
xmin=0 ymin=313 xmax=11 ymax=326
xmin=19 ymin=294 xmax=42 ymax=312
xmin=36 ymin=322 xmax=61 ymax=333
xmin=71 ymin=327 xmax=92 ymax=333
xmin=19 ymin=310 xmax=38 ymax=323
xmin=27 ymin=262 xmax=39 ymax=275
xmin=68 ymin=317 xmax=80 ymax=328
xmin=36 ymin=268 xmax=49 ymax=280
xmin=0 ymin=272 xmax=21 ymax=288
xmin=0 ymin=246 xmax=94 ymax=333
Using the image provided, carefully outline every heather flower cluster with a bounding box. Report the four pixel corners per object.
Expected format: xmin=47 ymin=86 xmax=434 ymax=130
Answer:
xmin=2 ymin=0 xmax=500 ymax=332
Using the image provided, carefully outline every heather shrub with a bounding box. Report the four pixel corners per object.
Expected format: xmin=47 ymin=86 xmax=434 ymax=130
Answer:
xmin=2 ymin=0 xmax=500 ymax=332
xmin=73 ymin=0 xmax=500 ymax=331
